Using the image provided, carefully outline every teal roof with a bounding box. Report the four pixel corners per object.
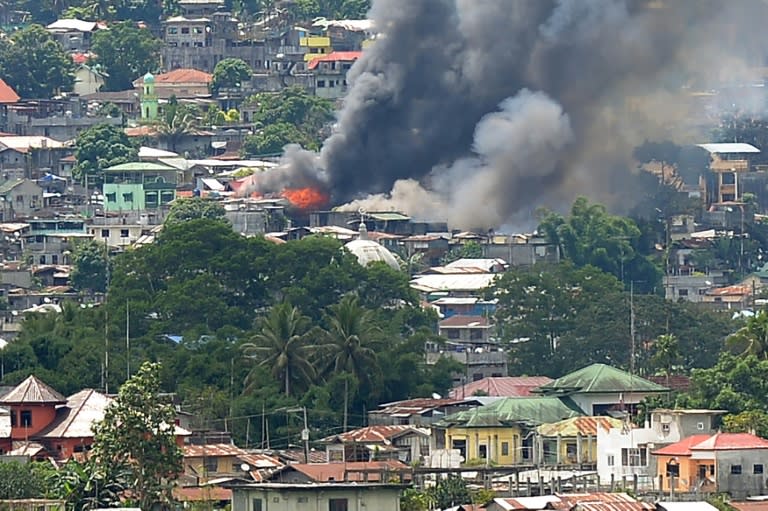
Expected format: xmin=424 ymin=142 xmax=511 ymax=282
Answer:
xmin=534 ymin=364 xmax=669 ymax=395
xmin=440 ymin=396 xmax=583 ymax=428
xmin=143 ymin=72 xmax=155 ymax=83
xmin=105 ymin=162 xmax=175 ymax=173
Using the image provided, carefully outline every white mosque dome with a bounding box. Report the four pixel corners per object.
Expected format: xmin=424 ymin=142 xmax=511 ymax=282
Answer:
xmin=344 ymin=221 xmax=400 ymax=271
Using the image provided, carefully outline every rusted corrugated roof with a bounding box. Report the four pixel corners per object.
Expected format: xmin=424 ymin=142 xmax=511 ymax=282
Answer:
xmin=730 ymin=502 xmax=768 ymax=511
xmin=273 ymin=460 xmax=409 ymax=483
xmin=537 ymin=416 xmax=623 ymax=437
xmin=320 ymin=425 xmax=428 ymax=444
xmin=37 ymin=389 xmax=110 ymax=438
xmin=554 ymin=493 xmax=653 ymax=510
xmin=0 ymin=375 xmax=66 ymax=404
xmin=173 ymin=486 xmax=231 ymax=502
xmin=449 ymin=376 xmax=553 ymax=399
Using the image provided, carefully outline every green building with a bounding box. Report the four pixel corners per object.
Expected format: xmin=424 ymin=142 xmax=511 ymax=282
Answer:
xmin=103 ymin=161 xmax=178 ymax=212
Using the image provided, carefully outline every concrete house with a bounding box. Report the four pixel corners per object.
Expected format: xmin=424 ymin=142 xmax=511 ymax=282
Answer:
xmin=103 ymin=161 xmax=179 ymax=212
xmin=652 ymin=432 xmax=768 ymax=499
xmin=319 ymin=425 xmax=430 ymax=464
xmin=229 ymin=482 xmax=405 ymax=511
xmin=596 ymin=409 xmax=724 ymax=491
xmin=132 ymin=68 xmax=212 ymax=99
xmin=533 ymin=364 xmax=670 ymax=416
xmin=535 ymin=416 xmax=623 ymax=466
xmin=308 ymin=51 xmax=361 ymax=99
xmin=182 ymin=443 xmax=282 ymax=485
xmin=0 ymin=179 xmax=43 ymax=219
xmin=45 ymin=19 xmax=99 ymax=53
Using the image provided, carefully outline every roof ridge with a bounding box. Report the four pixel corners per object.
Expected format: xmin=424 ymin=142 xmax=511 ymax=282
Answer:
xmin=59 ymin=389 xmax=94 ymax=438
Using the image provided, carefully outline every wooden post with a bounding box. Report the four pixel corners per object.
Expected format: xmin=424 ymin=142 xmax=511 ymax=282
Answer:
xmin=515 ymin=471 xmax=520 ymax=496
xmin=558 ymin=476 xmax=563 ymax=493
xmin=526 ymin=477 xmax=531 ymax=496
xmin=633 ymin=473 xmax=638 ymax=494
xmin=610 ymin=473 xmax=615 ymax=492
xmin=596 ymin=474 xmax=601 ymax=492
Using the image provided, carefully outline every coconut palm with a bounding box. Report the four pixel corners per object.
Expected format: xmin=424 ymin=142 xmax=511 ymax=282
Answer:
xmin=726 ymin=312 xmax=768 ymax=360
xmin=322 ymin=295 xmax=380 ymax=431
xmin=157 ymin=99 xmax=198 ymax=153
xmin=242 ymin=303 xmax=317 ymax=397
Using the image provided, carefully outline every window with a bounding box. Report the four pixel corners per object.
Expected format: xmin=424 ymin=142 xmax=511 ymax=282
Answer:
xmin=661 ymin=423 xmax=670 ymax=433
xmin=697 ymin=422 xmax=705 ymax=430
xmin=666 ymin=462 xmax=680 ymax=477
xmin=678 ymin=289 xmax=688 ymax=297
xmin=101 ymin=229 xmax=109 ymax=238
xmin=317 ymin=80 xmax=326 ymax=88
xmin=51 ymin=255 xmax=58 ymax=264
xmin=160 ymin=191 xmax=175 ymax=204
xmin=755 ymin=464 xmax=764 ymax=474
xmin=20 ymin=410 xmax=32 ymax=427
xmin=120 ymin=229 xmax=129 ymax=238
xmin=122 ymin=192 xmax=133 ymax=202
xmin=501 ymin=442 xmax=509 ymax=456
xmin=621 ymin=448 xmax=647 ymax=467
xmin=472 ymin=373 xmax=483 ymax=381
xmin=470 ymin=330 xmax=483 ymax=340
xmin=168 ymin=27 xmax=178 ymax=35
xmin=252 ymin=499 xmax=262 ymax=511
xmin=204 ymin=457 xmax=218 ymax=473
xmin=731 ymin=464 xmax=742 ymax=475
xmin=181 ymin=27 xmax=190 ymax=34
xmin=10 ymin=411 xmax=16 ymax=427
xmin=297 ymin=497 xmax=308 ymax=503
xmin=478 ymin=445 xmax=487 ymax=459
xmin=15 ymin=194 xmax=23 ymax=204
xmin=607 ymin=455 xmax=615 ymax=467
xmin=329 ymin=499 xmax=348 ymax=511
xmin=193 ymin=26 xmax=203 ymax=34
xmin=721 ymin=172 xmax=736 ymax=185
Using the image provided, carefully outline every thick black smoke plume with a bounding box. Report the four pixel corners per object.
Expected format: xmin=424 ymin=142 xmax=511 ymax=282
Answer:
xmin=271 ymin=0 xmax=768 ymax=228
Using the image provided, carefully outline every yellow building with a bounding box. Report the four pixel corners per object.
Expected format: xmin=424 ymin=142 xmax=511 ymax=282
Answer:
xmin=440 ymin=397 xmax=582 ymax=466
xmin=536 ymin=416 xmax=623 ymax=465
xmin=301 ymin=35 xmax=332 ymax=62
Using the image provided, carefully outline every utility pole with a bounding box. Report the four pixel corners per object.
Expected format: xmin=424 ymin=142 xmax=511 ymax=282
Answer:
xmin=126 ymin=300 xmax=130 ymax=380
xmin=302 ymin=406 xmax=310 ymax=464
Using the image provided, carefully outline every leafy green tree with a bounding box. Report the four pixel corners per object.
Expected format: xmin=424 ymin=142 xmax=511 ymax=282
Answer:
xmin=726 ymin=312 xmax=768 ymax=360
xmin=242 ymin=303 xmax=317 ymax=396
xmin=322 ymin=294 xmax=379 ymax=431
xmin=241 ymin=86 xmax=333 ymax=155
xmin=429 ymin=476 xmax=471 ymax=510
xmin=686 ymin=352 xmax=768 ymax=413
xmin=538 ymin=197 xmax=661 ymax=293
xmin=211 ymin=58 xmax=252 ymax=94
xmin=0 ymin=24 xmax=74 ymax=98
xmin=165 ymin=197 xmax=226 ymax=226
xmin=650 ymin=333 xmax=682 ymax=387
xmin=285 ymin=0 xmax=370 ymax=19
xmin=242 ymin=122 xmax=317 ymax=156
xmin=50 ymin=458 xmax=130 ymax=511
xmin=74 ymin=123 xmax=137 ymax=183
xmin=157 ymin=97 xmax=199 ymax=153
xmin=723 ymin=410 xmax=768 ymax=439
xmin=70 ymin=240 xmax=108 ymax=293
xmin=91 ymin=22 xmax=161 ymax=91
xmin=92 ymin=361 xmax=182 ymax=511
xmin=401 ymin=488 xmax=432 ymax=511
xmin=440 ymin=241 xmax=484 ymax=265
xmin=0 ymin=461 xmax=51 ymax=498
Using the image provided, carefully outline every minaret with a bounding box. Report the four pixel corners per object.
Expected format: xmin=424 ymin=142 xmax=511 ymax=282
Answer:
xmin=358 ymin=219 xmax=368 ymax=241
xmin=140 ymin=72 xmax=158 ymax=121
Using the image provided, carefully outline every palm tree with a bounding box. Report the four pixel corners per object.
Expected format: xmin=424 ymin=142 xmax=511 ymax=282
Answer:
xmin=727 ymin=312 xmax=768 ymax=360
xmin=242 ymin=303 xmax=317 ymax=397
xmin=157 ymin=99 xmax=197 ymax=153
xmin=650 ymin=333 xmax=681 ymax=389
xmin=322 ymin=295 xmax=380 ymax=431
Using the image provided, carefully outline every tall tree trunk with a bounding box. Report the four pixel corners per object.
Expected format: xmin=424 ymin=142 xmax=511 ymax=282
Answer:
xmin=343 ymin=378 xmax=348 ymax=432
xmin=285 ymin=367 xmax=290 ymax=397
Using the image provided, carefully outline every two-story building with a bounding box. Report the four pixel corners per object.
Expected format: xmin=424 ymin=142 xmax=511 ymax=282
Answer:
xmin=103 ymin=162 xmax=179 ymax=212
xmin=319 ymin=425 xmax=430 ymax=464
xmin=45 ymin=19 xmax=100 ymax=53
xmin=132 ymin=68 xmax=213 ymax=100
xmin=0 ymin=179 xmax=43 ymax=220
xmin=308 ymin=51 xmax=361 ymax=99
xmin=0 ymin=136 xmax=68 ymax=180
xmin=697 ymin=143 xmax=760 ymax=205
xmin=229 ymin=482 xmax=405 ymax=511
xmin=23 ymin=218 xmax=91 ymax=266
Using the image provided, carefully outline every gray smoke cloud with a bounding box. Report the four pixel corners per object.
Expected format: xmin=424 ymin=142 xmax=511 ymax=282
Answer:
xmin=272 ymin=0 xmax=768 ymax=228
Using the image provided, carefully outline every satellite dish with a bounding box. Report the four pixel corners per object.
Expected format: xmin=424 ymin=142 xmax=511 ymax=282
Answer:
xmin=431 ymin=393 xmax=441 ymax=400
xmin=240 ymin=463 xmax=250 ymax=472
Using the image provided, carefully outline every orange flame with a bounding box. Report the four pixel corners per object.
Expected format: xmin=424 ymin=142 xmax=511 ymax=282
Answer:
xmin=280 ymin=187 xmax=330 ymax=210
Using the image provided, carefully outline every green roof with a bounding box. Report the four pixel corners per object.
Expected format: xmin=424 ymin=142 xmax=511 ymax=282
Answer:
xmin=105 ymin=162 xmax=176 ymax=172
xmin=440 ymin=396 xmax=583 ymax=428
xmin=534 ymin=364 xmax=669 ymax=395
xmin=0 ymin=179 xmax=25 ymax=194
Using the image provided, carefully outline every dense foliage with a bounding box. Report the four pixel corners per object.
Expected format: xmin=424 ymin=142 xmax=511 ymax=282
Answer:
xmin=74 ymin=123 xmax=138 ymax=182
xmin=211 ymin=58 xmax=253 ymax=94
xmin=0 ymin=24 xmax=74 ymax=98
xmin=91 ymin=22 xmax=161 ymax=91
xmin=241 ymin=86 xmax=334 ymax=156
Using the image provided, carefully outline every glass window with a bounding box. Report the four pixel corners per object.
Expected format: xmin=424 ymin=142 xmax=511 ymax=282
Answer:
xmin=204 ymin=458 xmax=217 ymax=473
xmin=181 ymin=27 xmax=190 ymax=34
xmin=101 ymin=229 xmax=109 ymax=238
xmin=755 ymin=464 xmax=764 ymax=474
xmin=329 ymin=499 xmax=348 ymax=511
xmin=120 ymin=229 xmax=129 ymax=238
xmin=731 ymin=465 xmax=742 ymax=475
xmin=501 ymin=442 xmax=509 ymax=456
xmin=252 ymin=499 xmax=262 ymax=511
xmin=666 ymin=462 xmax=680 ymax=477
xmin=20 ymin=410 xmax=32 ymax=427
xmin=607 ymin=455 xmax=615 ymax=466
xmin=621 ymin=448 xmax=647 ymax=467
xmin=122 ymin=192 xmax=133 ymax=202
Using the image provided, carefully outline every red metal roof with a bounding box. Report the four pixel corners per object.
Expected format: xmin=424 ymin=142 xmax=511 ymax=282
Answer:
xmin=651 ymin=434 xmax=712 ymax=456
xmin=554 ymin=493 xmax=654 ymax=510
xmin=692 ymin=432 xmax=768 ymax=451
xmin=0 ymin=79 xmax=20 ymax=104
xmin=730 ymin=503 xmax=768 ymax=511
xmin=449 ymin=376 xmax=553 ymax=399
xmin=308 ymin=51 xmax=362 ymax=70
xmin=132 ymin=68 xmax=213 ymax=86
